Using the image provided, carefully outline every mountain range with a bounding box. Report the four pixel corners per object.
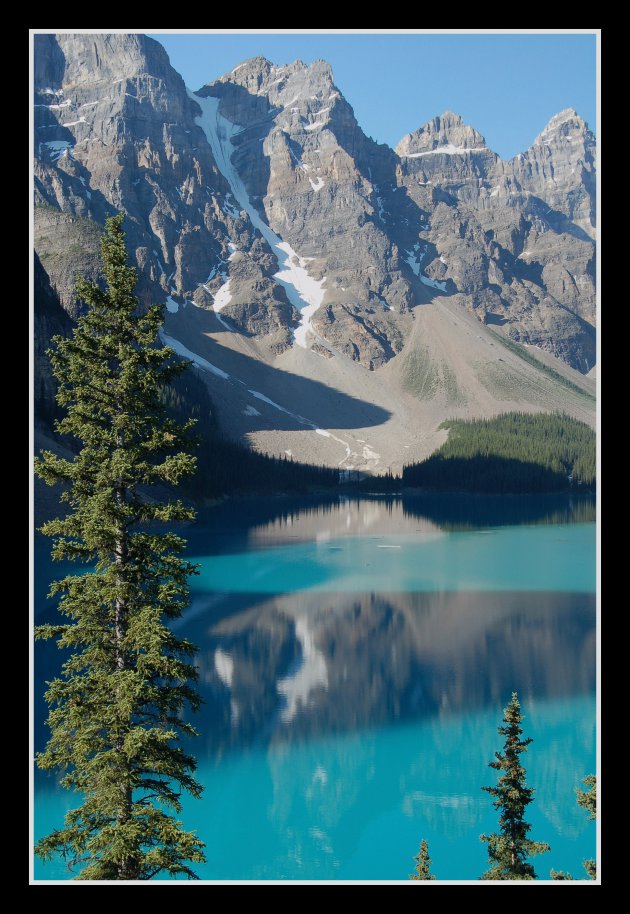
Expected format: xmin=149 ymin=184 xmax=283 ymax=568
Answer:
xmin=34 ymin=34 xmax=596 ymax=475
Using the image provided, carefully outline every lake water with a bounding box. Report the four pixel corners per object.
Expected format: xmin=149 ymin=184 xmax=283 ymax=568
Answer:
xmin=34 ymin=494 xmax=596 ymax=881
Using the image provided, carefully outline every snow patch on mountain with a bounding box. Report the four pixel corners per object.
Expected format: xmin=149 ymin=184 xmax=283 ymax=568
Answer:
xmin=419 ymin=274 xmax=447 ymax=292
xmin=404 ymin=243 xmax=448 ymax=292
xmin=34 ymin=98 xmax=71 ymax=109
xmin=159 ymin=330 xmax=230 ymax=380
xmin=40 ymin=140 xmax=73 ymax=161
xmin=401 ymin=144 xmax=486 ymax=158
xmin=222 ymin=193 xmax=241 ymax=218
xmin=212 ymin=273 xmax=232 ymax=312
xmin=191 ymin=90 xmax=326 ymax=350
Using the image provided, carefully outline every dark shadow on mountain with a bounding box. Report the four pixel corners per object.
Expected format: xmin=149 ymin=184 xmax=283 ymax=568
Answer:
xmin=515 ymin=255 xmax=545 ymax=287
xmin=526 ymin=196 xmax=594 ymax=244
xmin=484 ymin=312 xmax=508 ymax=326
xmin=555 ymin=311 xmax=597 ymax=374
xmin=34 ymin=253 xmax=73 ymax=433
xmin=161 ymin=366 xmax=339 ymax=499
xmin=34 ymin=35 xmax=66 ymax=90
xmin=163 ymin=307 xmax=391 ymax=434
xmin=430 ymin=186 xmax=459 ymax=207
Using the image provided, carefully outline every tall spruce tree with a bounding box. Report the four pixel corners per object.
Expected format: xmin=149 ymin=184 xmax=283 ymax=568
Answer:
xmin=409 ymin=839 xmax=436 ymax=880
xmin=34 ymin=214 xmax=206 ymax=880
xmin=480 ymin=692 xmax=550 ymax=880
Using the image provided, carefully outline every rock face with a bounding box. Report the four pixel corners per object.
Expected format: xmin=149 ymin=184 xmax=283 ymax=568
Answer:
xmin=194 ymin=57 xmax=413 ymax=368
xmin=397 ymin=111 xmax=487 ymax=155
xmin=33 ymin=35 xmax=597 ymax=471
xmin=34 ymin=36 xmax=596 ymax=372
xmin=34 ymin=33 xmax=298 ymax=352
xmin=512 ymin=109 xmax=596 ymax=235
xmin=395 ymin=109 xmax=596 ymax=370
xmin=198 ymin=67 xmax=595 ymax=372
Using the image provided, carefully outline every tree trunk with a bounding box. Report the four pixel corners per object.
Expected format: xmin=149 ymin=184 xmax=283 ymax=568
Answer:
xmin=114 ymin=434 xmax=135 ymax=879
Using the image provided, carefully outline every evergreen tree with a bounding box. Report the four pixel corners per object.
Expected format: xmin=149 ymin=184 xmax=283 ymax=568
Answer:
xmin=402 ymin=412 xmax=596 ymax=494
xmin=34 ymin=214 xmax=205 ymax=880
xmin=480 ymin=692 xmax=550 ymax=880
xmin=551 ymin=774 xmax=596 ymax=881
xmin=409 ymin=839 xmax=436 ymax=880
xmin=576 ymin=774 xmax=596 ymax=820
xmin=577 ymin=773 xmax=597 ymax=879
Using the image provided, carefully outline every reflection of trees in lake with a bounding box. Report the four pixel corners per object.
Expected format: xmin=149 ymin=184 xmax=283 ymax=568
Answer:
xmin=189 ymin=494 xmax=595 ymax=552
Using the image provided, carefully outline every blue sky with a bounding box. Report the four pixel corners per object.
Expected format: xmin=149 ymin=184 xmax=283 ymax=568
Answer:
xmin=151 ymin=31 xmax=597 ymax=160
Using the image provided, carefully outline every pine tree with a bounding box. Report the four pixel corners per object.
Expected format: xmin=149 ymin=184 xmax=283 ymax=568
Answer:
xmin=34 ymin=213 xmax=206 ymax=880
xmin=480 ymin=692 xmax=550 ymax=880
xmin=576 ymin=774 xmax=596 ymax=820
xmin=409 ymin=839 xmax=436 ymax=880
xmin=551 ymin=774 xmax=596 ymax=880
xmin=577 ymin=774 xmax=597 ymax=879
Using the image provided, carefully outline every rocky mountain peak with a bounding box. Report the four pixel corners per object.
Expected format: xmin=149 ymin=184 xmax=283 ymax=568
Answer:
xmin=534 ymin=108 xmax=591 ymax=146
xmin=34 ymin=32 xmax=193 ymax=152
xmin=302 ymin=58 xmax=334 ymax=85
xmin=510 ymin=107 xmax=595 ymax=236
xmin=211 ymin=56 xmax=335 ymax=102
xmin=213 ymin=55 xmax=274 ymax=93
xmin=204 ymin=55 xmax=346 ymax=141
xmin=35 ymin=33 xmax=173 ymax=92
xmin=396 ymin=111 xmax=487 ymax=157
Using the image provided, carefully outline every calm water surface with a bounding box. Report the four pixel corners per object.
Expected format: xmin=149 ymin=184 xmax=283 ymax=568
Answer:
xmin=34 ymin=495 xmax=596 ymax=881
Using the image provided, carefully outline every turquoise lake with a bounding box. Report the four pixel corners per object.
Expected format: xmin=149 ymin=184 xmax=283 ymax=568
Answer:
xmin=34 ymin=494 xmax=596 ymax=881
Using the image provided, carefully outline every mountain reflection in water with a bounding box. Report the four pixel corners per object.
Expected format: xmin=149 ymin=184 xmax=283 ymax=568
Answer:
xmin=190 ymin=589 xmax=594 ymax=759
xmin=189 ymin=493 xmax=596 ymax=554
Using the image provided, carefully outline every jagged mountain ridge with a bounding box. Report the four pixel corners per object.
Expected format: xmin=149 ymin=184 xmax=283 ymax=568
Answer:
xmin=395 ymin=109 xmax=595 ymax=369
xmin=33 ymin=34 xmax=596 ymax=474
xmin=211 ymin=62 xmax=595 ymax=368
xmin=34 ymin=35 xmax=298 ymax=351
